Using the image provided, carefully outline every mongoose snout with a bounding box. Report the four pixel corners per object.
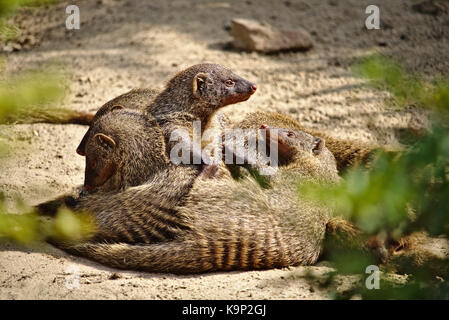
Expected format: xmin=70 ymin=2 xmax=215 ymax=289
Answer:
xmin=220 ymin=77 xmax=257 ymax=107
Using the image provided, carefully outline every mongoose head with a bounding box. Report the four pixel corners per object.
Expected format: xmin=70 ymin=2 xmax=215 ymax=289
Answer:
xmin=76 ymin=88 xmax=158 ymax=156
xmin=260 ymin=124 xmax=339 ymax=181
xmin=77 ymin=105 xmax=125 ymax=157
xmin=160 ymin=63 xmax=257 ymax=115
xmin=83 ymin=110 xmax=168 ymax=192
xmin=261 ymin=124 xmax=325 ymax=166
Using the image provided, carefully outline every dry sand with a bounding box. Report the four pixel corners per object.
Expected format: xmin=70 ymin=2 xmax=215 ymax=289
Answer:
xmin=0 ymin=0 xmax=447 ymax=299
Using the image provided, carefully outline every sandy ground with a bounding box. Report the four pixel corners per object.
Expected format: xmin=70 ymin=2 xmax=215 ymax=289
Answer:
xmin=0 ymin=0 xmax=447 ymax=299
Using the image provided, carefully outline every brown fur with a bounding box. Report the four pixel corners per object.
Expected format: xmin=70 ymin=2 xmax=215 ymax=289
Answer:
xmin=146 ymin=64 xmax=256 ymax=162
xmin=83 ymin=110 xmax=168 ymax=192
xmin=81 ymin=64 xmax=256 ymax=188
xmin=50 ymin=129 xmax=344 ymax=274
xmin=236 ymin=111 xmax=399 ymax=172
xmin=76 ymin=88 xmax=159 ymax=156
xmin=387 ymin=232 xmax=449 ymax=279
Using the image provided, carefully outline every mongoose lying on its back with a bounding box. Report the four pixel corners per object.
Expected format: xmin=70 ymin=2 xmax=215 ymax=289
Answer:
xmin=50 ymin=127 xmax=346 ymax=273
xmin=36 ymin=109 xmax=198 ymax=221
xmin=236 ymin=111 xmax=398 ymax=172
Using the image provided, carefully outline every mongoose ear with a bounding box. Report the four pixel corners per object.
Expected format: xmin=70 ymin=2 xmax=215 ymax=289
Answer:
xmin=192 ymin=72 xmax=209 ymax=98
xmin=94 ymin=133 xmax=116 ymax=151
xmin=312 ymin=138 xmax=325 ymax=155
xmin=110 ymin=105 xmax=124 ymax=112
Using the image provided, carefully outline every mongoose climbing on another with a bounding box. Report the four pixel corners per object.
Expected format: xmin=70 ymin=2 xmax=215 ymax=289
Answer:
xmin=37 ymin=64 xmax=256 ymax=214
xmin=80 ymin=64 xmax=256 ymax=186
xmin=142 ymin=64 xmax=256 ymax=166
xmin=76 ymin=63 xmax=257 ymax=159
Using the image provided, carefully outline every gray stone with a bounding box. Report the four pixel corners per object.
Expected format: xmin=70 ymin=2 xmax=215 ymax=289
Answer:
xmin=230 ymin=18 xmax=313 ymax=53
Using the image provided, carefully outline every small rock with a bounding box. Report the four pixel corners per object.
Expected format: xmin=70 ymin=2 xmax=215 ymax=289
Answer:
xmin=109 ymin=273 xmax=122 ymax=280
xmin=230 ymin=18 xmax=314 ymax=53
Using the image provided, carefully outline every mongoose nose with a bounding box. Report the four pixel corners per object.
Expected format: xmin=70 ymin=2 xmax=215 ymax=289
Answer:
xmin=250 ymin=84 xmax=257 ymax=93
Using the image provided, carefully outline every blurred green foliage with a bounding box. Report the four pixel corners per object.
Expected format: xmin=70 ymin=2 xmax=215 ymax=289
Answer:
xmin=0 ymin=0 xmax=57 ymax=40
xmin=0 ymin=0 xmax=93 ymax=245
xmin=0 ymin=70 xmax=65 ymax=123
xmin=302 ymin=55 xmax=449 ymax=299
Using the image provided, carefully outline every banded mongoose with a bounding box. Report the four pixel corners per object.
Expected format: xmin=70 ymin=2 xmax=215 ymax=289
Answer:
xmin=85 ymin=64 xmax=256 ymax=188
xmin=80 ymin=64 xmax=255 ymax=187
xmin=35 ymin=88 xmax=161 ymax=216
xmin=37 ymin=64 xmax=256 ymax=213
xmin=236 ymin=111 xmax=399 ymax=172
xmin=82 ymin=109 xmax=169 ymax=192
xmin=79 ymin=64 xmax=256 ymax=159
xmin=50 ymin=127 xmax=348 ymax=273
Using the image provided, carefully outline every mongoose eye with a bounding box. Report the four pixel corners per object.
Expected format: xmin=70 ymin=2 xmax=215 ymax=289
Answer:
xmin=287 ymin=131 xmax=296 ymax=138
xmin=225 ymin=79 xmax=235 ymax=87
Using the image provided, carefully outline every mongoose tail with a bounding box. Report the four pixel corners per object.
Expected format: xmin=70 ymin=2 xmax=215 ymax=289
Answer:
xmin=2 ymin=108 xmax=95 ymax=125
xmin=54 ymin=224 xmax=302 ymax=274
xmin=3 ymin=88 xmax=158 ymax=127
